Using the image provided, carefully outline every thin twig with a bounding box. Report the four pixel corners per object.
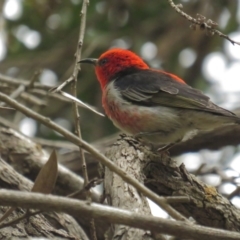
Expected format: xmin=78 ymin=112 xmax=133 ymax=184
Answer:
xmin=33 ymin=137 xmax=79 ymax=150
xmin=68 ymin=178 xmax=102 ymax=199
xmin=0 ymin=116 xmax=19 ymax=130
xmin=168 ymin=0 xmax=240 ymax=45
xmin=31 ymin=89 xmax=70 ymax=101
xmin=21 ymin=92 xmax=47 ymax=106
xmin=71 ymin=0 xmax=97 ymax=239
xmin=0 ymin=190 xmax=240 ymax=240
xmin=0 ymin=92 xmax=188 ymax=222
xmin=165 ymin=196 xmax=190 ymax=204
xmin=30 ymin=88 xmax=100 ymax=113
xmin=0 ymin=210 xmax=42 ymax=230
xmin=0 ymin=73 xmax=46 ymax=107
xmin=0 ymin=73 xmax=98 ymax=110
xmin=28 ymin=70 xmax=42 ymax=89
xmin=72 ymin=0 xmax=89 ymax=186
xmin=0 ymin=73 xmax=50 ymax=90
xmin=50 ymin=76 xmax=74 ymax=93
xmin=228 ymin=186 xmax=240 ymax=200
xmin=59 ymin=91 xmax=104 ymax=116
xmin=8 ymin=85 xmax=25 ymax=99
xmin=0 ymin=85 xmax=25 ymax=106
xmin=193 ymin=163 xmax=206 ymax=176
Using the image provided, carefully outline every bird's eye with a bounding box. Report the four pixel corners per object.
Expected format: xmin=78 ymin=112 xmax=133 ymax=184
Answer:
xmin=99 ymin=58 xmax=108 ymax=66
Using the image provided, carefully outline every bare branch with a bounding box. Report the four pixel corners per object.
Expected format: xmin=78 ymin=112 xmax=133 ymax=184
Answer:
xmin=0 ymin=158 xmax=89 ymax=239
xmin=0 ymin=190 xmax=240 ymax=240
xmin=71 ymin=0 xmax=97 ymax=238
xmin=0 ymin=92 xmax=190 ymax=221
xmin=143 ymin=144 xmax=240 ymax=231
xmin=168 ymin=0 xmax=240 ymax=45
xmin=0 ymin=127 xmax=100 ymax=202
xmin=0 ymin=73 xmax=50 ymax=90
xmin=72 ymin=0 xmax=89 ymax=188
xmin=104 ymin=136 xmax=156 ymax=239
xmin=50 ymin=76 xmax=74 ymax=93
xmin=28 ymin=70 xmax=42 ymax=89
xmin=0 ymin=210 xmax=42 ymax=231
xmin=59 ymin=91 xmax=104 ymax=116
xmin=4 ymin=85 xmax=25 ymax=101
xmin=21 ymin=92 xmax=47 ymax=106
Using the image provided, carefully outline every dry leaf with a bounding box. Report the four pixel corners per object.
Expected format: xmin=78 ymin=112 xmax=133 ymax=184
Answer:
xmin=0 ymin=150 xmax=58 ymax=223
xmin=32 ymin=150 xmax=58 ymax=193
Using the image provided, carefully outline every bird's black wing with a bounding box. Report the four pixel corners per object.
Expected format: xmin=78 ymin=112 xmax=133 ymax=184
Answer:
xmin=114 ymin=69 xmax=236 ymax=117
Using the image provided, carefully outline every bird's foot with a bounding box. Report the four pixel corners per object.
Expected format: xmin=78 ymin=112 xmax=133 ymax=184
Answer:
xmin=157 ymin=143 xmax=175 ymax=152
xmin=156 ymin=143 xmax=176 ymax=157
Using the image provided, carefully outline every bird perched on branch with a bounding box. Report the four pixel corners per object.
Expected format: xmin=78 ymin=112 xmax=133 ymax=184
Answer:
xmin=79 ymin=48 xmax=240 ymax=150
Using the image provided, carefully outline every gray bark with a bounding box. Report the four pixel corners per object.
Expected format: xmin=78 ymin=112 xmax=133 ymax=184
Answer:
xmin=105 ymin=135 xmax=240 ymax=232
xmin=0 ymin=127 xmax=106 ymax=239
xmin=104 ymin=137 xmax=156 ymax=240
xmin=0 ymin=127 xmax=99 ymax=200
xmin=0 ymin=158 xmax=88 ymax=239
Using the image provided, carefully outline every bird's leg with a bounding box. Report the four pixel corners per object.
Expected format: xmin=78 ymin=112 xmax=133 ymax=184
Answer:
xmin=135 ymin=131 xmax=180 ymax=154
xmin=135 ymin=131 xmax=160 ymax=137
xmin=157 ymin=143 xmax=175 ymax=152
xmin=134 ymin=131 xmax=160 ymax=150
xmin=135 ymin=132 xmax=148 ymax=138
xmin=157 ymin=139 xmax=181 ymax=154
xmin=156 ymin=143 xmax=175 ymax=157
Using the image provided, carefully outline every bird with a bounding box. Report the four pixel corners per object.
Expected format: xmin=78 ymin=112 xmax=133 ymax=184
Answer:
xmin=79 ymin=48 xmax=240 ymax=150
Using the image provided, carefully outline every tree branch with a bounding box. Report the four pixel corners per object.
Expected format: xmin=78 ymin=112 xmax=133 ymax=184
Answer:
xmin=142 ymin=141 xmax=240 ymax=231
xmin=103 ymin=136 xmax=240 ymax=233
xmin=0 ymin=73 xmax=50 ymax=90
xmin=168 ymin=0 xmax=240 ymax=45
xmin=0 ymin=92 xmax=190 ymax=221
xmin=104 ymin=137 xmax=156 ymax=239
xmin=0 ymin=127 xmax=100 ymax=201
xmin=71 ymin=0 xmax=97 ymax=238
xmin=0 ymin=190 xmax=240 ymax=240
xmin=72 ymin=0 xmax=89 ymax=185
xmin=0 ymin=158 xmax=88 ymax=239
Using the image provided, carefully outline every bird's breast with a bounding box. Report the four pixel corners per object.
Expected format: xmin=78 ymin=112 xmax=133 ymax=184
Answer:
xmin=101 ymin=82 xmax=180 ymax=137
xmin=102 ymin=83 xmax=143 ymax=133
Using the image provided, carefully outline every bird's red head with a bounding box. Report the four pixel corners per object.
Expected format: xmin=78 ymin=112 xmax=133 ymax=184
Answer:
xmin=96 ymin=49 xmax=149 ymax=89
xmin=79 ymin=48 xmax=149 ymax=90
xmin=79 ymin=48 xmax=186 ymax=89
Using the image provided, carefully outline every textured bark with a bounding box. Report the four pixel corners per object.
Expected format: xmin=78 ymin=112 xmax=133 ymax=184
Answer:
xmin=144 ymin=155 xmax=240 ymax=231
xmin=106 ymin=135 xmax=240 ymax=233
xmin=104 ymin=137 xmax=155 ymax=240
xmin=0 ymin=127 xmax=99 ymax=199
xmin=0 ymin=127 xmax=106 ymax=239
xmin=2 ymin=126 xmax=240 ymax=238
xmin=0 ymin=158 xmax=88 ymax=239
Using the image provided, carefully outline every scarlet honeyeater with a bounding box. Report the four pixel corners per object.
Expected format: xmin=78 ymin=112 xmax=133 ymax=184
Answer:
xmin=79 ymin=48 xmax=240 ymax=148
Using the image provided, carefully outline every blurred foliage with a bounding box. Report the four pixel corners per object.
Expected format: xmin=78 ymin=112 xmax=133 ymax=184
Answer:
xmin=0 ymin=0 xmax=239 ymax=142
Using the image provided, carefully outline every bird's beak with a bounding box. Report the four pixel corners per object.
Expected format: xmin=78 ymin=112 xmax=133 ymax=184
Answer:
xmin=78 ymin=58 xmax=98 ymax=66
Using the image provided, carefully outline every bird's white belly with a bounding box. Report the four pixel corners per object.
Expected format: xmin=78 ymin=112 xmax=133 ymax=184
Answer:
xmin=102 ymin=82 xmax=188 ymax=144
